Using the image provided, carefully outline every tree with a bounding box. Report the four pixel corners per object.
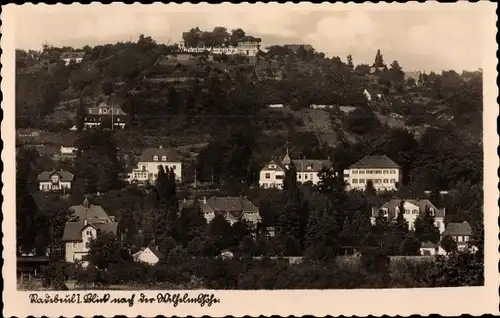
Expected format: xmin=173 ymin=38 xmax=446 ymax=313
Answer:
xmin=87 ymin=232 xmax=131 ymax=270
xmin=414 ymin=206 xmax=440 ymax=244
xmin=75 ymin=96 xmax=86 ymax=131
xmin=364 ymin=180 xmax=377 ymax=197
xmin=346 ymin=54 xmax=354 ymax=69
xmin=101 ymin=81 xmax=113 ymax=95
xmin=179 ymin=202 xmax=207 ymax=246
xmin=373 ymin=49 xmax=386 ymax=68
xmin=394 ymin=199 xmax=409 ymax=235
xmin=440 ymin=235 xmax=458 ymax=254
xmin=400 ymin=234 xmax=421 ymax=256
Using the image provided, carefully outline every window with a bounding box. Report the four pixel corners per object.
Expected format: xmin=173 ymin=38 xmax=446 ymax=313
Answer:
xmin=298 ymin=174 xmax=301 ymax=179
xmin=309 ymin=174 xmax=313 ymax=180
xmin=162 ymin=156 xmax=167 ymax=161
xmin=86 ymin=230 xmax=92 ymax=236
xmin=265 ymin=173 xmax=270 ymax=179
xmin=383 ymin=170 xmax=389 ymax=174
xmin=359 ymin=170 xmax=365 ymax=174
xmin=352 ymin=170 xmax=358 ymax=174
xmin=412 ymin=209 xmax=418 ymax=214
xmin=352 ymin=179 xmax=358 ymax=184
xmin=383 ymin=179 xmax=388 ymax=183
xmin=153 ymin=156 xmax=159 ymax=161
xmin=263 ymin=183 xmax=268 ymax=189
xmin=172 ymin=165 xmax=176 ymax=170
xmin=464 ymin=236 xmax=469 ymax=242
xmin=359 ymin=179 xmax=365 ymax=183
xmin=457 ymin=236 xmax=463 ymax=242
xmin=390 ymin=179 xmax=396 ymax=183
xmin=269 ymin=164 xmax=276 ymax=169
xmin=374 ymin=179 xmax=381 ymax=184
xmin=85 ymin=242 xmax=90 ymax=249
xmin=307 ymin=165 xmax=312 ymax=170
xmin=376 ymin=170 xmax=382 ymax=174
xmin=305 ymin=174 xmax=308 ymax=180
xmin=270 ymin=183 xmax=275 ymax=188
xmin=72 ymin=242 xmax=78 ymax=248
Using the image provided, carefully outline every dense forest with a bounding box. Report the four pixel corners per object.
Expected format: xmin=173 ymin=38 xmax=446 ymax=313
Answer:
xmin=16 ymin=29 xmax=484 ymax=289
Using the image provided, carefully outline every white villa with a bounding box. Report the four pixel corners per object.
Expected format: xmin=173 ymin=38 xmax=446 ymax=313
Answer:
xmin=343 ymin=155 xmax=402 ymax=192
xmin=259 ymin=148 xmax=332 ymax=189
xmin=62 ymin=198 xmax=118 ymax=264
xmin=128 ymin=146 xmax=182 ymax=185
xmin=37 ymin=169 xmax=74 ymax=193
xmin=371 ymin=198 xmax=446 ymax=233
xmin=60 ymin=51 xmax=85 ymax=66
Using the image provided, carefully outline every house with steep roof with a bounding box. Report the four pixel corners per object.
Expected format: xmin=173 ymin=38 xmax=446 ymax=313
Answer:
xmin=62 ymin=198 xmax=118 ymax=264
xmin=443 ymin=221 xmax=473 ymax=251
xmin=127 ymin=146 xmax=182 ymax=185
xmin=343 ymin=155 xmax=402 ymax=191
xmin=371 ymin=198 xmax=445 ymax=233
xmin=181 ymin=196 xmax=261 ymax=228
xmin=37 ymin=169 xmax=74 ymax=193
xmin=419 ymin=241 xmax=445 ymax=256
xmin=84 ymin=102 xmax=128 ymax=129
xmin=259 ymin=147 xmax=332 ymax=189
xmin=60 ymin=51 xmax=85 ymax=66
xmin=132 ymin=246 xmax=163 ymax=265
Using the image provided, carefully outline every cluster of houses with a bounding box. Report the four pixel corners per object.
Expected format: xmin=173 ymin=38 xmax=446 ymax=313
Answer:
xmin=177 ymin=38 xmax=261 ymax=57
xmin=34 ymin=145 xmax=476 ymax=267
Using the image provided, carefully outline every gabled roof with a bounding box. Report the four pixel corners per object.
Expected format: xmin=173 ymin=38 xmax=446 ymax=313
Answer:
xmin=133 ymin=246 xmax=164 ymax=260
xmin=138 ymin=146 xmax=181 ymax=163
xmin=87 ymin=102 xmax=128 ymax=116
xmin=62 ymin=220 xmax=118 ymax=241
xmin=444 ymin=221 xmax=473 ymax=236
xmin=293 ymin=159 xmax=332 ymax=172
xmin=261 ymin=159 xmax=286 ymax=172
xmin=69 ymin=199 xmax=111 ymax=223
xmin=375 ymin=199 xmax=445 ymax=218
xmin=349 ymin=155 xmax=400 ymax=169
xmin=37 ymin=170 xmax=74 ymax=182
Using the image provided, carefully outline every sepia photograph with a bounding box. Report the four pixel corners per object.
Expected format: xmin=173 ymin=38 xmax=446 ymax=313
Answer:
xmin=2 ymin=2 xmax=499 ymax=317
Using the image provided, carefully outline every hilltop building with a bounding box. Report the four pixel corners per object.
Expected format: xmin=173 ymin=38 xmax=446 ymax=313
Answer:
xmin=84 ymin=102 xmax=128 ymax=129
xmin=176 ymin=38 xmax=261 ymax=56
xmin=60 ymin=51 xmax=85 ymax=66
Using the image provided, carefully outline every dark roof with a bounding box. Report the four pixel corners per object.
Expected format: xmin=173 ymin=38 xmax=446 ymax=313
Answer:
xmin=292 ymin=159 xmax=332 ymax=172
xmin=349 ymin=155 xmax=400 ymax=169
xmin=87 ymin=102 xmax=127 ymax=116
xmin=62 ymin=221 xmax=118 ymax=241
xmin=283 ymin=44 xmax=314 ymax=52
xmin=374 ymin=199 xmax=445 ymax=218
xmin=444 ymin=221 xmax=472 ymax=236
xmin=37 ymin=170 xmax=74 ymax=182
xmin=261 ymin=159 xmax=286 ymax=172
xmin=69 ymin=199 xmax=111 ymax=223
xmin=206 ymin=196 xmax=259 ymax=213
xmin=60 ymin=51 xmax=85 ymax=59
xmin=138 ymin=146 xmax=181 ymax=162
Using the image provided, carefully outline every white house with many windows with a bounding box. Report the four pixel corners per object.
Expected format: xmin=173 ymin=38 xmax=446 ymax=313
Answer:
xmin=128 ymin=146 xmax=182 ymax=185
xmin=343 ymin=155 xmax=401 ymax=191
xmin=259 ymin=148 xmax=332 ymax=189
xmin=371 ymin=198 xmax=446 ymax=233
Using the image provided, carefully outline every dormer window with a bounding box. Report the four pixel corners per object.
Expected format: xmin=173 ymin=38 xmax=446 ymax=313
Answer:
xmin=269 ymin=164 xmax=276 ymax=169
xmin=161 ymin=156 xmax=167 ymax=161
xmin=153 ymin=155 xmax=159 ymax=161
xmin=307 ymin=165 xmax=312 ymax=170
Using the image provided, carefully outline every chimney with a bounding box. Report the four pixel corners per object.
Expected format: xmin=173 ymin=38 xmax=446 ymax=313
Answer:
xmin=84 ymin=218 xmax=88 ymax=226
xmin=159 ymin=145 xmax=163 ymax=149
xmin=203 ymin=196 xmax=207 ymax=204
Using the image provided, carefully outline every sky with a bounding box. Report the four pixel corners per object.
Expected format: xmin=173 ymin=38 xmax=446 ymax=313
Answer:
xmin=11 ymin=3 xmax=493 ymax=72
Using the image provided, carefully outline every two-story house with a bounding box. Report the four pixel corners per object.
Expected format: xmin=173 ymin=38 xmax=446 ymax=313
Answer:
xmin=62 ymin=198 xmax=118 ymax=264
xmin=128 ymin=146 xmax=182 ymax=185
xmin=371 ymin=198 xmax=446 ymax=233
xmin=344 ymin=155 xmax=402 ymax=192
xmin=60 ymin=51 xmax=85 ymax=66
xmin=37 ymin=169 xmax=74 ymax=193
xmin=132 ymin=246 xmax=163 ymax=266
xmin=442 ymin=221 xmax=474 ymax=251
xmin=259 ymin=148 xmax=332 ymax=189
xmin=84 ymin=102 xmax=128 ymax=129
xmin=180 ymin=196 xmax=261 ymax=229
